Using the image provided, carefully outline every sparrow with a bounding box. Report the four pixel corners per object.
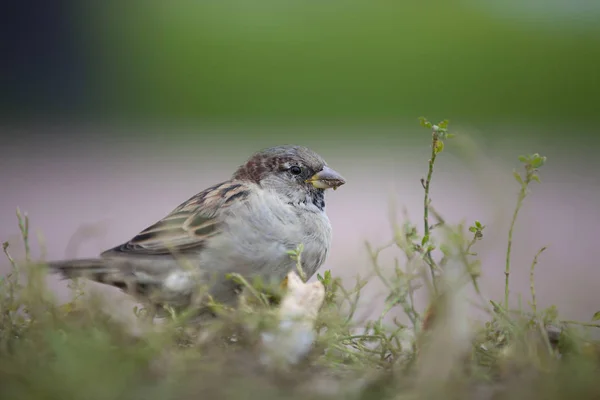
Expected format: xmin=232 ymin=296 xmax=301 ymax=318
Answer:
xmin=48 ymin=145 xmax=345 ymax=314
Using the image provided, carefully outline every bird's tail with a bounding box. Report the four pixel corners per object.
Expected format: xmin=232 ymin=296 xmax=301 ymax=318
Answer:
xmin=47 ymin=259 xmax=196 ymax=310
xmin=48 ymin=258 xmax=110 ymax=280
xmin=47 ymin=258 xmax=140 ymax=293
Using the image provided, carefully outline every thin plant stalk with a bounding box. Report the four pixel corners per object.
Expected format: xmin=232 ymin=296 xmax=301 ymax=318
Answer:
xmin=504 ymin=154 xmax=545 ymax=310
xmin=422 ymin=131 xmax=439 ymax=292
xmin=504 ymin=188 xmax=527 ymax=310
xmin=529 ymin=246 xmax=547 ymax=315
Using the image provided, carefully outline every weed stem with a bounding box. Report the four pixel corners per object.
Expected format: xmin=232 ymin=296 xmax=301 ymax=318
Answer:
xmin=505 ymin=179 xmax=529 ymax=309
xmin=423 ymin=131 xmax=439 ymax=293
xmin=529 ymin=246 xmax=547 ymax=315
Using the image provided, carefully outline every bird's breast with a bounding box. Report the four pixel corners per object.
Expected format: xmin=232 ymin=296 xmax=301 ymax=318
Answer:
xmin=206 ymin=189 xmax=332 ymax=282
xmin=297 ymin=210 xmax=332 ymax=278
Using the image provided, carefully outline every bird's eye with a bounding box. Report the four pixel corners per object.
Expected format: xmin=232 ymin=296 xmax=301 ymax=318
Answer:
xmin=289 ymin=166 xmax=302 ymax=175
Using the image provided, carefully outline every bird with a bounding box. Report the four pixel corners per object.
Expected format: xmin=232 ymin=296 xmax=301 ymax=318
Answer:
xmin=47 ymin=145 xmax=345 ymax=315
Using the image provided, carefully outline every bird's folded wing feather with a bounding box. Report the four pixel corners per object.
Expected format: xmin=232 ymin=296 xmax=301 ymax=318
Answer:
xmin=102 ymin=181 xmax=250 ymax=256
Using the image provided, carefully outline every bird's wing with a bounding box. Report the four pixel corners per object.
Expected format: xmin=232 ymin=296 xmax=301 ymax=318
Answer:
xmin=102 ymin=181 xmax=251 ymax=256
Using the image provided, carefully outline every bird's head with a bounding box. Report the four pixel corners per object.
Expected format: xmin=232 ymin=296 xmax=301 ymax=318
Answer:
xmin=233 ymin=145 xmax=345 ymax=211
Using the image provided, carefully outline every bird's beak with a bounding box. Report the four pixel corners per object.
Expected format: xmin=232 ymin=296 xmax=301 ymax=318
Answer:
xmin=306 ymin=166 xmax=346 ymax=190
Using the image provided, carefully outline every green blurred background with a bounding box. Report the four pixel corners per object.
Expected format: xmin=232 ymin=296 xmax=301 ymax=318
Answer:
xmin=81 ymin=1 xmax=599 ymax=126
xmin=3 ymin=0 xmax=600 ymax=144
xmin=8 ymin=1 xmax=599 ymax=131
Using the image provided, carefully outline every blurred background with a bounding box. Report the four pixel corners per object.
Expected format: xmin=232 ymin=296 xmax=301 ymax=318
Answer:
xmin=2 ymin=0 xmax=600 ymax=326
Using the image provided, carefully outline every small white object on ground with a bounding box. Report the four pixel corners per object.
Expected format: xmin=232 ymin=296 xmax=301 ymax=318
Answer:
xmin=260 ymin=271 xmax=325 ymax=367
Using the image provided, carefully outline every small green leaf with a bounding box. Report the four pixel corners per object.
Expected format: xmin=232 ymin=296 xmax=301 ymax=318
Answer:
xmin=592 ymin=311 xmax=600 ymax=321
xmin=434 ymin=140 xmax=444 ymax=154
xmin=531 ymin=174 xmax=541 ymax=183
xmin=439 ymin=244 xmax=451 ymax=255
xmin=469 ymin=226 xmax=477 ymax=233
xmin=446 ymin=133 xmax=455 ymax=139
xmin=475 ymin=220 xmax=482 ymax=228
xmin=419 ymin=117 xmax=432 ymax=128
xmin=531 ymin=156 xmax=546 ymax=169
xmin=513 ymin=170 xmax=523 ymax=184
xmin=468 ymin=260 xmax=482 ymax=277
xmin=518 ymin=155 xmax=528 ymax=163
xmin=438 ymin=119 xmax=449 ymax=129
xmin=318 ymin=270 xmax=332 ymax=285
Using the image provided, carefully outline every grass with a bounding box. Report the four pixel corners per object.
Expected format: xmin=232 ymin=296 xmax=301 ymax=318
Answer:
xmin=1 ymin=119 xmax=600 ymax=399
